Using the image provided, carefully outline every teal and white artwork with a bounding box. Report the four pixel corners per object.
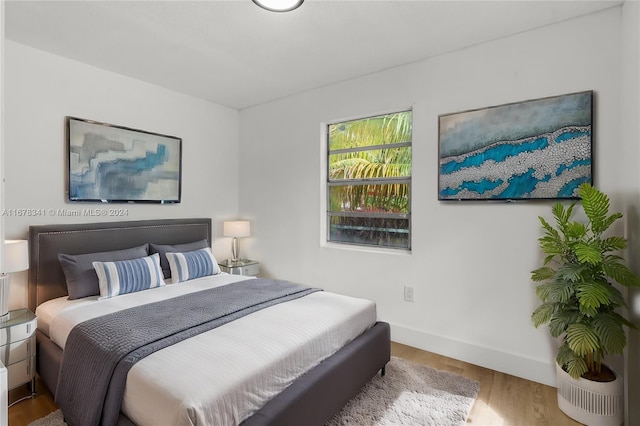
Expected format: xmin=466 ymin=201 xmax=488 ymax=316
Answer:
xmin=68 ymin=117 xmax=181 ymax=203
xmin=438 ymin=91 xmax=592 ymax=201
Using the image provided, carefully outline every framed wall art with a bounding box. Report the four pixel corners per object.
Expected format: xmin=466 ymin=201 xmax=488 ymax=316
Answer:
xmin=67 ymin=117 xmax=182 ymax=203
xmin=438 ymin=91 xmax=593 ymax=201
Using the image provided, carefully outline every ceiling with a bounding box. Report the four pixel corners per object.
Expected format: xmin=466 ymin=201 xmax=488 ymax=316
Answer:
xmin=4 ymin=0 xmax=622 ymax=110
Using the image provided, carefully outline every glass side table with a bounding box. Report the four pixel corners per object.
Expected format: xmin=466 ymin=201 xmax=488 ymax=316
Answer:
xmin=218 ymin=259 xmax=260 ymax=276
xmin=0 ymin=308 xmax=37 ymax=406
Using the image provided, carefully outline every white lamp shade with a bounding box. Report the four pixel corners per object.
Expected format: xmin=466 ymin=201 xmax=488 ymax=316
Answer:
xmin=252 ymin=0 xmax=303 ymax=12
xmin=4 ymin=240 xmax=29 ymax=273
xmin=223 ymin=221 xmax=251 ymax=238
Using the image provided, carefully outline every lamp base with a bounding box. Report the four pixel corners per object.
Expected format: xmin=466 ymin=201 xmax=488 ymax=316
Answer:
xmin=226 ymin=259 xmax=249 ymax=267
xmin=0 ymin=275 xmax=9 ymax=319
xmin=231 ymin=237 xmax=241 ymax=263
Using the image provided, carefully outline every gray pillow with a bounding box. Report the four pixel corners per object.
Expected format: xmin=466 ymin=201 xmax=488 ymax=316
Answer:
xmin=58 ymin=244 xmax=149 ymax=300
xmin=149 ymin=239 xmax=209 ymax=279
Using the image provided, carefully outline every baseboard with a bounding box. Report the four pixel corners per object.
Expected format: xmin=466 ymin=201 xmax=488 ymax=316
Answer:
xmin=390 ymin=322 xmax=556 ymax=387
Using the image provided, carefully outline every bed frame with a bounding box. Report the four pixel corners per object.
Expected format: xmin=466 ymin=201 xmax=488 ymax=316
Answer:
xmin=28 ymin=218 xmax=390 ymax=426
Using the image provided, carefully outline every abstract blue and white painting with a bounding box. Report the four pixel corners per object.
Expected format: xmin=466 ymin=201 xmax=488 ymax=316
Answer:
xmin=68 ymin=118 xmax=181 ymax=203
xmin=438 ymin=91 xmax=592 ymax=200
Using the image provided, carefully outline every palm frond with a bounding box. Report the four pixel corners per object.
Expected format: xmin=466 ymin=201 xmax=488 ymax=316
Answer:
xmin=579 ymin=183 xmax=609 ymax=234
xmin=535 ymin=281 xmax=573 ymax=303
xmin=566 ymin=323 xmax=600 ymax=356
xmin=538 ymin=235 xmax=565 ymax=258
xmin=531 ymin=266 xmax=555 ymax=282
xmin=531 ymin=303 xmax=555 ymax=328
xmin=556 ymin=263 xmax=585 ymax=283
xmin=576 ymin=281 xmax=612 ymax=310
xmin=573 ymin=241 xmax=602 ymax=265
xmin=552 ymin=202 xmax=570 ymax=233
xmin=603 ymin=256 xmax=640 ymax=287
xmin=600 ymin=236 xmax=627 ymax=253
xmin=566 ymin=221 xmax=587 ymax=239
xmin=549 ymin=310 xmax=579 ymax=337
xmin=593 ymin=313 xmax=626 ymax=354
xmin=599 ymin=212 xmax=623 ymax=233
xmin=558 ymin=344 xmax=589 ymax=379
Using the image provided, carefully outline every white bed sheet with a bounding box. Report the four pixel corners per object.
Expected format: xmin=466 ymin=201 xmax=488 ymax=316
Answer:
xmin=37 ymin=274 xmax=377 ymax=426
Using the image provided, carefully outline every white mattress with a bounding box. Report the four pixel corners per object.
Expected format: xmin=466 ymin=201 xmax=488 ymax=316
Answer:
xmin=37 ymin=274 xmax=377 ymax=426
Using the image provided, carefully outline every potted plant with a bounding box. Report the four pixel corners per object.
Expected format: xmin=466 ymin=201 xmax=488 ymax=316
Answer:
xmin=531 ymin=183 xmax=639 ymax=426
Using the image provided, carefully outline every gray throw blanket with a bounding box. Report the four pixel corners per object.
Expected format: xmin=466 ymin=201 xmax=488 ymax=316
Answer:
xmin=55 ymin=278 xmax=321 ymax=426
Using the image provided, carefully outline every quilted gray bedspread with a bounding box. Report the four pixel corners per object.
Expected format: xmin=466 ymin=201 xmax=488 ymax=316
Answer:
xmin=55 ymin=278 xmax=321 ymax=426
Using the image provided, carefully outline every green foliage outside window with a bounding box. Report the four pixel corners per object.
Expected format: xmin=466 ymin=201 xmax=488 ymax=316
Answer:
xmin=328 ymin=111 xmax=412 ymax=249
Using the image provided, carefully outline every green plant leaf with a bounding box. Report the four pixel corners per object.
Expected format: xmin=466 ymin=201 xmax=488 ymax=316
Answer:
xmin=538 ymin=216 xmax=556 ymax=235
xmin=531 ymin=303 xmax=555 ymax=328
xmin=549 ymin=310 xmax=579 ymax=337
xmin=573 ymin=242 xmax=602 ymax=265
xmin=576 ymin=281 xmax=612 ymax=310
xmin=566 ymin=221 xmax=587 ymax=239
xmin=603 ymin=257 xmax=640 ymax=287
xmin=531 ymin=267 xmax=555 ymax=282
xmin=557 ymin=343 xmax=588 ymax=379
xmin=579 ymin=184 xmax=609 ymax=234
xmin=552 ymin=203 xmax=568 ymax=231
xmin=601 ymin=236 xmax=627 ymax=253
xmin=535 ymin=281 xmax=573 ymax=303
xmin=566 ymin=323 xmax=600 ymax=356
xmin=593 ymin=313 xmax=626 ymax=354
xmin=538 ymin=240 xmax=565 ymax=258
xmin=556 ymin=343 xmax=576 ymax=367
xmin=556 ymin=263 xmax=585 ymax=283
xmin=579 ymin=304 xmax=598 ymax=318
xmin=600 ymin=212 xmax=623 ymax=234
xmin=566 ymin=355 xmax=589 ymax=379
xmin=606 ymin=284 xmax=626 ymax=308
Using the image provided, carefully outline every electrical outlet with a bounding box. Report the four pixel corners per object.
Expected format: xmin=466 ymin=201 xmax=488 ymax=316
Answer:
xmin=404 ymin=286 xmax=414 ymax=302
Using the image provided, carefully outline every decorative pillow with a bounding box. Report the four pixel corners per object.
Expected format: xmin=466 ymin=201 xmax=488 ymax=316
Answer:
xmin=149 ymin=239 xmax=209 ymax=279
xmin=165 ymin=247 xmax=221 ymax=284
xmin=58 ymin=244 xmax=149 ymax=300
xmin=93 ymin=253 xmax=164 ymax=299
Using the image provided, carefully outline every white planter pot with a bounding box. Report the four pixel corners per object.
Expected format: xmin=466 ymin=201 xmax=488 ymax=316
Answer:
xmin=556 ymin=363 xmax=623 ymax=426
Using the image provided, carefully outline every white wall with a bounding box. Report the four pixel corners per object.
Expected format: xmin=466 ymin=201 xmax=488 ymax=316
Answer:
xmin=3 ymin=41 xmax=241 ymax=310
xmin=239 ymin=7 xmax=626 ymax=386
xmin=620 ymin=1 xmax=640 ymax=424
xmin=0 ymin=2 xmax=6 ymax=270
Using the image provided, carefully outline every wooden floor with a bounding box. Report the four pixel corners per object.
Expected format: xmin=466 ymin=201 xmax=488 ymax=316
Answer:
xmin=391 ymin=342 xmax=581 ymax=426
xmin=8 ymin=342 xmax=581 ymax=426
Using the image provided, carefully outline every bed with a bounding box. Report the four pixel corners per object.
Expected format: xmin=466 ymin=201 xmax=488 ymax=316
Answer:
xmin=28 ymin=218 xmax=390 ymax=426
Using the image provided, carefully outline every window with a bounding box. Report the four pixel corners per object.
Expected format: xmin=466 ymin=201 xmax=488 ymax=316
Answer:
xmin=327 ymin=111 xmax=412 ymax=250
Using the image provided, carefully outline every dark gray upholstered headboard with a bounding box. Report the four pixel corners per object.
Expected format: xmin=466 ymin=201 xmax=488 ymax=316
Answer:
xmin=28 ymin=218 xmax=212 ymax=312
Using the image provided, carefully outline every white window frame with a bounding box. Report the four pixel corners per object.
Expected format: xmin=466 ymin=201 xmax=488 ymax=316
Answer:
xmin=321 ymin=109 xmax=412 ymax=251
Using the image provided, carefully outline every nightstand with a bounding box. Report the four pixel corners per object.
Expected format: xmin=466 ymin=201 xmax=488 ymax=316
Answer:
xmin=219 ymin=259 xmax=260 ymax=276
xmin=0 ymin=360 xmax=6 ymax=424
xmin=0 ymin=308 xmax=36 ymax=405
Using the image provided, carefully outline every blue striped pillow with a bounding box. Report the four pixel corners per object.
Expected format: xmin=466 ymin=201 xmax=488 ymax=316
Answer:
xmin=165 ymin=248 xmax=221 ymax=284
xmin=93 ymin=253 xmax=165 ymax=299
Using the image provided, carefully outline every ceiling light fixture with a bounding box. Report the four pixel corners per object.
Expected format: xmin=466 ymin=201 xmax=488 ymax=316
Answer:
xmin=252 ymin=0 xmax=304 ymax=12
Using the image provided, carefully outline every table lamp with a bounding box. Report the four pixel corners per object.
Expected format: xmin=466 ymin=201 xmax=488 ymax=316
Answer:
xmin=223 ymin=221 xmax=251 ymax=263
xmin=1 ymin=240 xmax=29 ymax=318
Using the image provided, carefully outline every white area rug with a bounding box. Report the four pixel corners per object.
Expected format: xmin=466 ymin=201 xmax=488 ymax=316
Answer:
xmin=326 ymin=356 xmax=479 ymax=426
xmin=29 ymin=357 xmax=479 ymax=426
